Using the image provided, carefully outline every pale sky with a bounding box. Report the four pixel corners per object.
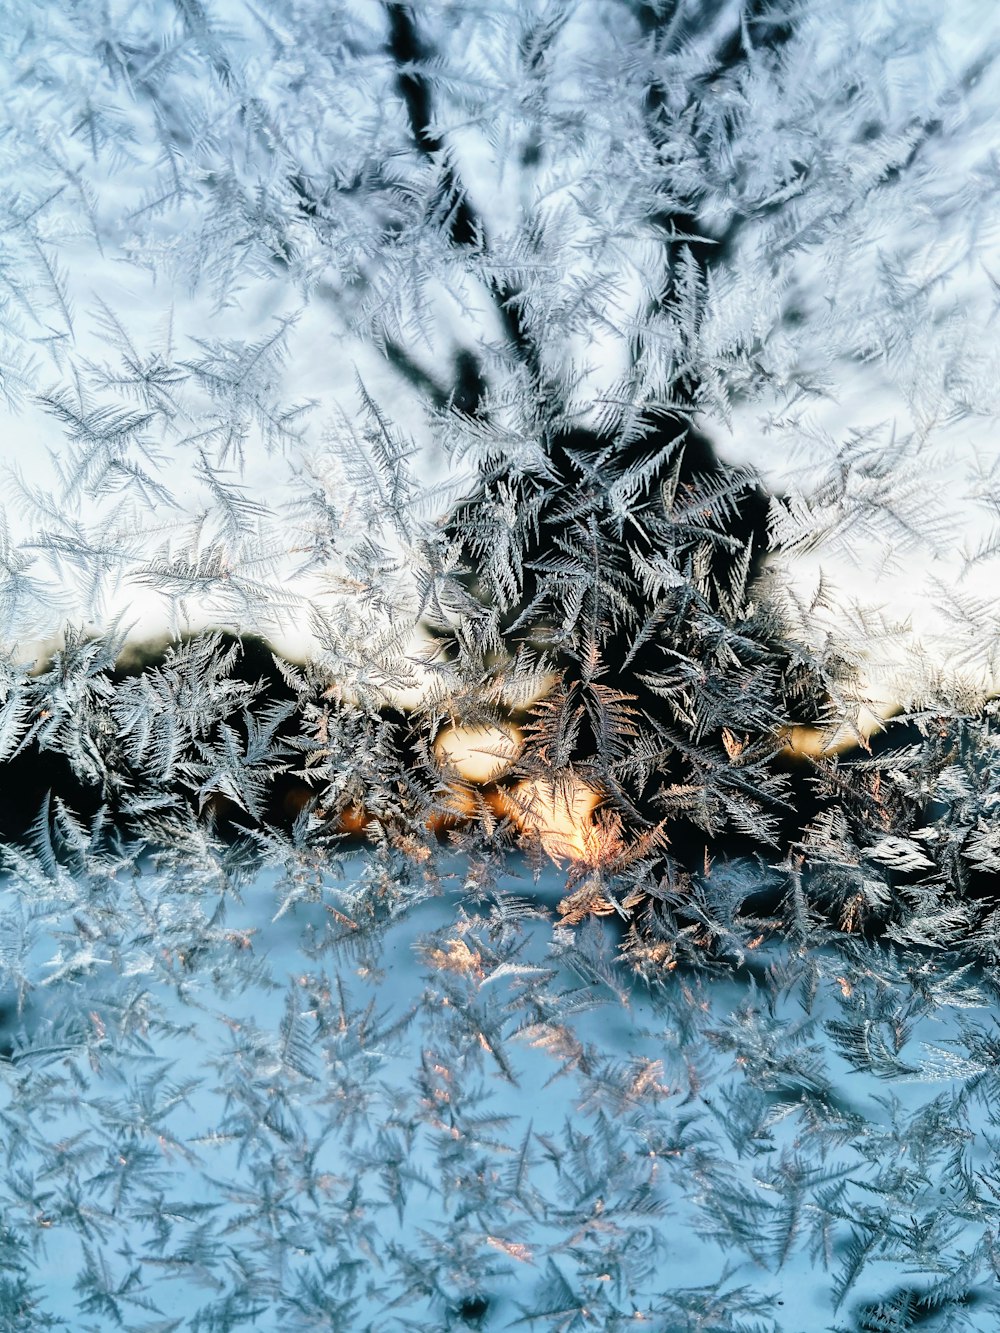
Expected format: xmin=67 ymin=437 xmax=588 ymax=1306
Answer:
xmin=2 ymin=0 xmax=998 ymax=722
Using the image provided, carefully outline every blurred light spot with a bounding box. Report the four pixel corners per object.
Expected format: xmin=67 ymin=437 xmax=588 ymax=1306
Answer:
xmin=434 ymin=723 xmax=521 ymax=784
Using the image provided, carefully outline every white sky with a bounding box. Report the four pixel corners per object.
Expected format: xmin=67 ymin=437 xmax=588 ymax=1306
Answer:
xmin=1 ymin=0 xmax=999 ymax=718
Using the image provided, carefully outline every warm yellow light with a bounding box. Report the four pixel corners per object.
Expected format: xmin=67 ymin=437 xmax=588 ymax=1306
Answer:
xmin=494 ymin=774 xmax=601 ymax=862
xmin=433 ymin=723 xmax=522 ymax=784
xmin=779 ymin=702 xmax=894 ymax=759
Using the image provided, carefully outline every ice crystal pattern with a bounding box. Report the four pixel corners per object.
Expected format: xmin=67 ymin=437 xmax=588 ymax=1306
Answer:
xmin=0 ymin=0 xmax=998 ymax=1328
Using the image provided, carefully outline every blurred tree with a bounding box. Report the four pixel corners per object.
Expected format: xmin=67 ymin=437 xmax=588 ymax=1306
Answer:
xmin=0 ymin=0 xmax=996 ymax=908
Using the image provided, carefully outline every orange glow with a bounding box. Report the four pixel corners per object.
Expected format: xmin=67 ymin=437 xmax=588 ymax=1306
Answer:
xmin=336 ymin=803 xmax=372 ymax=837
xmin=433 ymin=723 xmax=522 ymax=784
xmin=492 ymin=774 xmax=602 ymax=862
xmin=779 ymin=699 xmax=897 ymax=759
xmin=425 ymin=783 xmax=478 ymax=835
